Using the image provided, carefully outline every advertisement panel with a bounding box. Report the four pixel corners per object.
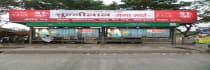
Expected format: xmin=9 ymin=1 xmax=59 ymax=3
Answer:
xmin=198 ymin=27 xmax=210 ymax=44
xmin=144 ymin=29 xmax=170 ymax=37
xmin=199 ymin=28 xmax=210 ymax=34
xmin=10 ymin=10 xmax=197 ymax=23
xmin=199 ymin=37 xmax=210 ymax=44
xmin=107 ymin=29 xmax=143 ymax=38
xmin=107 ymin=29 xmax=170 ymax=38
xmin=35 ymin=28 xmax=99 ymax=40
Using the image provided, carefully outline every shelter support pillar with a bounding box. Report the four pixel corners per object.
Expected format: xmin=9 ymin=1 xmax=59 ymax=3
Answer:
xmin=171 ymin=27 xmax=176 ymax=45
xmin=101 ymin=27 xmax=105 ymax=44
xmin=29 ymin=27 xmax=33 ymax=44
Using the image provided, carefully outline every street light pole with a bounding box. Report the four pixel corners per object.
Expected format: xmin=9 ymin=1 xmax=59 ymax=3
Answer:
xmin=208 ymin=25 xmax=210 ymax=48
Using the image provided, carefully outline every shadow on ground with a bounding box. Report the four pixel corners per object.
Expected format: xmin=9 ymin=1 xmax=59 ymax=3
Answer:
xmin=206 ymin=49 xmax=210 ymax=53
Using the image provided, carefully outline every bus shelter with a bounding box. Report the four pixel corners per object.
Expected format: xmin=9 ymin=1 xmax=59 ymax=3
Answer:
xmin=9 ymin=10 xmax=197 ymax=44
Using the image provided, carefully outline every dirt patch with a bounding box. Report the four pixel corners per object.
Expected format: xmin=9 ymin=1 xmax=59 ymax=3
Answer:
xmin=206 ymin=49 xmax=210 ymax=53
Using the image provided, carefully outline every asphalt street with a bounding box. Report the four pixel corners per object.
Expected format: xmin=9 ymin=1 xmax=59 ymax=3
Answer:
xmin=0 ymin=54 xmax=209 ymax=70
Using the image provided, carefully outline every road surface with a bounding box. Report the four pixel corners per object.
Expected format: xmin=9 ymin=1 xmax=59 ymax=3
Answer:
xmin=0 ymin=54 xmax=209 ymax=70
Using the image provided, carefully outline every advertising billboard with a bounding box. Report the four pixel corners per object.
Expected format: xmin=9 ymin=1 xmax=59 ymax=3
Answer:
xmin=198 ymin=27 xmax=210 ymax=44
xmin=199 ymin=28 xmax=210 ymax=34
xmin=35 ymin=28 xmax=99 ymax=40
xmin=107 ymin=29 xmax=170 ymax=38
xmin=199 ymin=37 xmax=210 ymax=44
xmin=10 ymin=10 xmax=197 ymax=23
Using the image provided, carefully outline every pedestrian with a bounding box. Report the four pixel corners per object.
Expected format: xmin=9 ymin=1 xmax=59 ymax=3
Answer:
xmin=1 ymin=35 xmax=9 ymax=46
xmin=18 ymin=35 xmax=25 ymax=44
xmin=0 ymin=35 xmax=2 ymax=43
xmin=13 ymin=35 xmax=18 ymax=43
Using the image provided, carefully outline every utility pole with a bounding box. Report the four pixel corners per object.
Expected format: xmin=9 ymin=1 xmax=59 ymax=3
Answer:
xmin=208 ymin=25 xmax=210 ymax=48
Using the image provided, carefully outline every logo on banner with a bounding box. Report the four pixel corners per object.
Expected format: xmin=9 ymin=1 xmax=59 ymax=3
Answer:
xmin=34 ymin=11 xmax=48 ymax=17
xmin=11 ymin=12 xmax=28 ymax=17
xmin=180 ymin=12 xmax=192 ymax=18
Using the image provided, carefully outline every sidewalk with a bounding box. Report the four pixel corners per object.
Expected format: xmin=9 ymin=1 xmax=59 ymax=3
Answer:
xmin=0 ymin=44 xmax=202 ymax=54
xmin=175 ymin=44 xmax=210 ymax=53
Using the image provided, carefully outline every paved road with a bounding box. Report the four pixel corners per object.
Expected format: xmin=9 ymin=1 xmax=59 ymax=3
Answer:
xmin=0 ymin=54 xmax=210 ymax=70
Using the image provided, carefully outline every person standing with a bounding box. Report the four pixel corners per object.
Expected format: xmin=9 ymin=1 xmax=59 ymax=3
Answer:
xmin=0 ymin=35 xmax=2 ymax=43
xmin=1 ymin=35 xmax=9 ymax=46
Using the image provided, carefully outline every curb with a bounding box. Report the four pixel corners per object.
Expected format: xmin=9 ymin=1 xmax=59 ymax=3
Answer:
xmin=1 ymin=49 xmax=192 ymax=54
xmin=174 ymin=46 xmax=209 ymax=53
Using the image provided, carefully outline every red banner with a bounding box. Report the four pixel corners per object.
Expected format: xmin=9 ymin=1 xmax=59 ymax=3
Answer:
xmin=80 ymin=29 xmax=94 ymax=32
xmin=147 ymin=29 xmax=166 ymax=33
xmin=9 ymin=10 xmax=197 ymax=23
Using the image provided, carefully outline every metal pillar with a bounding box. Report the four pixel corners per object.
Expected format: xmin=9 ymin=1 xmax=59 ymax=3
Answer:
xmin=170 ymin=28 xmax=173 ymax=44
xmin=101 ymin=27 xmax=105 ymax=44
xmin=29 ymin=27 xmax=33 ymax=44
xmin=171 ymin=27 xmax=176 ymax=45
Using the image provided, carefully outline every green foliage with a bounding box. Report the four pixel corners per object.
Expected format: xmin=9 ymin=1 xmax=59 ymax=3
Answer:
xmin=0 ymin=0 xmax=19 ymax=8
xmin=201 ymin=16 xmax=210 ymax=22
xmin=106 ymin=2 xmax=121 ymax=10
xmin=197 ymin=0 xmax=210 ymax=22
xmin=1 ymin=0 xmax=192 ymax=10
xmin=22 ymin=0 xmax=64 ymax=9
xmin=21 ymin=0 xmax=107 ymax=10
xmin=0 ymin=0 xmax=19 ymax=13
xmin=121 ymin=0 xmax=191 ymax=10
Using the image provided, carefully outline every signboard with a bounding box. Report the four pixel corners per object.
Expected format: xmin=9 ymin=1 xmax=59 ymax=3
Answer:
xmin=107 ymin=29 xmax=170 ymax=38
xmin=26 ymin=22 xmax=180 ymax=27
xmin=10 ymin=10 xmax=197 ymax=23
xmin=199 ymin=37 xmax=210 ymax=44
xmin=198 ymin=27 xmax=210 ymax=44
xmin=35 ymin=28 xmax=99 ymax=40
xmin=199 ymin=28 xmax=210 ymax=34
